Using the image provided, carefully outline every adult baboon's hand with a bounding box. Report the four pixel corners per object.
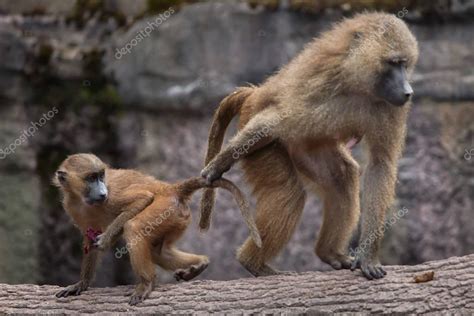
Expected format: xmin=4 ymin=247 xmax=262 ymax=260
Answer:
xmin=351 ymin=255 xmax=387 ymax=280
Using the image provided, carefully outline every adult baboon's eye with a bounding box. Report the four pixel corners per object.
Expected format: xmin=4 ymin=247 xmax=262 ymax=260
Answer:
xmin=387 ymin=59 xmax=400 ymax=66
xmin=387 ymin=58 xmax=407 ymax=67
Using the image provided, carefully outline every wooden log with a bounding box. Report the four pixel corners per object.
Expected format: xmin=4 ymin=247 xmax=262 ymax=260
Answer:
xmin=1 ymin=254 xmax=473 ymax=314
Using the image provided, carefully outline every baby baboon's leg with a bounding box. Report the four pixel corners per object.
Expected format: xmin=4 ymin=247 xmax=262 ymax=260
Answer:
xmin=237 ymin=143 xmax=306 ymax=277
xmin=293 ymin=145 xmax=360 ymax=270
xmin=153 ymin=243 xmax=209 ymax=282
xmin=123 ymin=220 xmax=156 ymax=306
xmin=139 ymin=201 xmax=209 ymax=281
xmin=152 ymin=223 xmax=209 ymax=282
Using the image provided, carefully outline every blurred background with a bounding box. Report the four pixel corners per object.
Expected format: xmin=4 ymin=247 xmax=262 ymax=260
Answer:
xmin=0 ymin=0 xmax=473 ymax=287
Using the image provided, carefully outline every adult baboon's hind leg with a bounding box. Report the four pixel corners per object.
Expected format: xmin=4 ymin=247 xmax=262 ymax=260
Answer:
xmin=292 ymin=144 xmax=361 ymax=270
xmin=237 ymin=143 xmax=306 ymax=277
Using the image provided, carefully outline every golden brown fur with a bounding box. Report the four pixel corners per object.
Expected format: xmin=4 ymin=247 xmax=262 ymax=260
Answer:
xmin=54 ymin=153 xmax=261 ymax=305
xmin=200 ymin=13 xmax=418 ymax=279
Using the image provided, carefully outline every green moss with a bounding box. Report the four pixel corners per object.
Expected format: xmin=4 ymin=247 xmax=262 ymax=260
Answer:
xmin=248 ymin=0 xmax=279 ymax=10
xmin=81 ymin=49 xmax=123 ymax=110
xmin=146 ymin=0 xmax=201 ymax=14
xmin=247 ymin=0 xmax=418 ymax=14
xmin=95 ymin=85 xmax=123 ymax=108
xmin=37 ymin=44 xmax=53 ymax=65
xmin=67 ymin=0 xmax=127 ymax=28
xmin=23 ymin=7 xmax=47 ymax=16
xmin=82 ymin=49 xmax=108 ymax=88
xmin=0 ymin=174 xmax=40 ymax=283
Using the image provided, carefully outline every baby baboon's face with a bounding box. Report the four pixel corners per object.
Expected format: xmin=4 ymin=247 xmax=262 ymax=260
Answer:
xmin=55 ymin=154 xmax=108 ymax=205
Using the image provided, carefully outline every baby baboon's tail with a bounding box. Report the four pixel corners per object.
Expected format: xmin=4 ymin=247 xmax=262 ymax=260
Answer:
xmin=176 ymin=176 xmax=262 ymax=248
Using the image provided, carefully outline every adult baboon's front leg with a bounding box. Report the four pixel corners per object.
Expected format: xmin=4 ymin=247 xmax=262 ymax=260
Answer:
xmin=351 ymin=138 xmax=401 ymax=280
xmin=201 ymin=110 xmax=280 ymax=184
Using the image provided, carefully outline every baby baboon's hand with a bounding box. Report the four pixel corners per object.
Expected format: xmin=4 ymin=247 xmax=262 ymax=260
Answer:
xmin=93 ymin=233 xmax=110 ymax=250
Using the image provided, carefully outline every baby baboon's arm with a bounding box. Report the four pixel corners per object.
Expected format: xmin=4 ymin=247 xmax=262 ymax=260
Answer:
xmin=94 ymin=188 xmax=154 ymax=250
xmin=201 ymin=110 xmax=280 ymax=183
xmin=56 ymin=239 xmax=101 ymax=297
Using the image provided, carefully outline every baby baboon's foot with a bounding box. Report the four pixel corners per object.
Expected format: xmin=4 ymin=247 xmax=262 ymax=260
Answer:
xmin=129 ymin=282 xmax=153 ymax=306
xmin=318 ymin=252 xmax=353 ymax=270
xmin=55 ymin=281 xmax=88 ymax=298
xmin=174 ymin=262 xmax=209 ymax=282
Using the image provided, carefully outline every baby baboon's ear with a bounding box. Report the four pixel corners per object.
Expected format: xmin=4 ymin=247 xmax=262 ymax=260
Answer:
xmin=56 ymin=171 xmax=67 ymax=184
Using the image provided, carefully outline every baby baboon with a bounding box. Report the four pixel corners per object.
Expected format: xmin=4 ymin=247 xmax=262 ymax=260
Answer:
xmin=200 ymin=13 xmax=419 ymax=280
xmin=54 ymin=153 xmax=261 ymax=305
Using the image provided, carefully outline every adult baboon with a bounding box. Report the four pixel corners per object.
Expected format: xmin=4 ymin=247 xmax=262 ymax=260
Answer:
xmin=200 ymin=12 xmax=419 ymax=280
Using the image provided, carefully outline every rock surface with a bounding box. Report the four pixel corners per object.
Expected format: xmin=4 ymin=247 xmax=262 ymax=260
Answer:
xmin=106 ymin=2 xmax=474 ymax=112
xmin=0 ymin=1 xmax=473 ymax=286
xmin=1 ymin=254 xmax=473 ymax=314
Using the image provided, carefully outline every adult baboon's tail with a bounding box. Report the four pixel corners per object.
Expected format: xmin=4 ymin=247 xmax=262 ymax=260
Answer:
xmin=176 ymin=177 xmax=262 ymax=248
xmin=199 ymin=87 xmax=254 ymax=231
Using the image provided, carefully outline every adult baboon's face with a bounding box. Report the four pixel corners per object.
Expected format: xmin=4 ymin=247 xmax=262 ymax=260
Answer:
xmin=374 ymin=58 xmax=413 ymax=107
xmin=343 ymin=14 xmax=419 ymax=107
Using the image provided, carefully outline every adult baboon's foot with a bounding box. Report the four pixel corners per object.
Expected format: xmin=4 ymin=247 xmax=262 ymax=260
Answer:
xmin=351 ymin=256 xmax=387 ymax=280
xmin=239 ymin=259 xmax=287 ymax=277
xmin=318 ymin=252 xmax=353 ymax=270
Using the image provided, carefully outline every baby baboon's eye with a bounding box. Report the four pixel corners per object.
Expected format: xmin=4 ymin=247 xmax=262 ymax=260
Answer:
xmin=85 ymin=173 xmax=97 ymax=182
xmin=57 ymin=171 xmax=67 ymax=183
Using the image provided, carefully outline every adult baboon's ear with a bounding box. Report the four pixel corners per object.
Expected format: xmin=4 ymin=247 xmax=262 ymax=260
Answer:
xmin=353 ymin=31 xmax=363 ymax=40
xmin=56 ymin=171 xmax=67 ymax=183
xmin=348 ymin=31 xmax=364 ymax=54
xmin=352 ymin=31 xmax=364 ymax=45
